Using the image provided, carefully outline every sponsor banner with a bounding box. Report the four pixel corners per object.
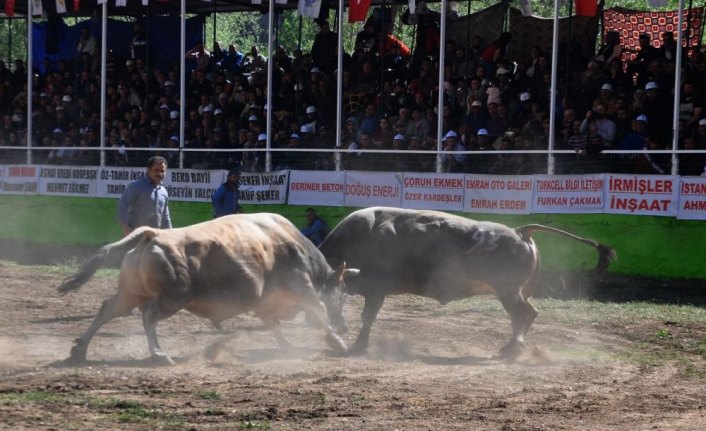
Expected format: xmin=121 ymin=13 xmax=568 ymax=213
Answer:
xmin=163 ymin=168 xmax=223 ymax=202
xmin=288 ymin=170 xmax=345 ymax=206
xmin=401 ymin=172 xmax=464 ymax=211
xmin=38 ymin=165 xmax=97 ymax=197
xmin=236 ymin=171 xmax=289 ymax=204
xmin=344 ymin=171 xmax=403 ymax=208
xmin=532 ymin=174 xmax=605 ymax=213
xmin=96 ymin=167 xmax=146 ymax=198
xmin=0 ymin=164 xmax=40 ymax=195
xmin=677 ymin=177 xmax=706 ymax=220
xmin=605 ymin=174 xmax=679 ymax=217
xmin=464 ymin=174 xmax=533 ymax=214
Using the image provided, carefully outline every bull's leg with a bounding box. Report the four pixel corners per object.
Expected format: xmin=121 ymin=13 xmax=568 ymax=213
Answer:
xmin=261 ymin=317 xmax=292 ymax=350
xmin=69 ymin=293 xmax=135 ymax=362
xmin=296 ymin=290 xmax=348 ymax=354
xmin=350 ymin=292 xmax=385 ymax=355
xmin=497 ymin=292 xmax=538 ymax=361
xmin=141 ymin=297 xmax=185 ymax=365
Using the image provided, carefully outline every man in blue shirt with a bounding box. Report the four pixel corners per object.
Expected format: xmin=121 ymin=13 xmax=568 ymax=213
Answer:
xmin=117 ymin=156 xmax=172 ymax=236
xmin=300 ymin=207 xmax=328 ymax=246
xmin=211 ymin=169 xmax=242 ymax=218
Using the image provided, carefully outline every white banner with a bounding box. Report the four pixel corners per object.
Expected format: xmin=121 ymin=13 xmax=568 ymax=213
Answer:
xmin=96 ymin=167 xmax=146 ymax=198
xmin=38 ymin=166 xmax=98 ymax=197
xmin=237 ymin=171 xmax=289 ymax=204
xmin=288 ymin=170 xmax=345 ymax=206
xmin=401 ymin=172 xmax=464 ymax=211
xmin=677 ymin=177 xmax=706 ymax=220
xmin=344 ymin=171 xmax=403 ymax=208
xmin=162 ymin=169 xmax=226 ymax=202
xmin=0 ymin=165 xmax=40 ymax=195
xmin=532 ymin=174 xmax=605 ymax=213
xmin=464 ymin=174 xmax=533 ymax=214
xmin=604 ymin=174 xmax=679 ymax=217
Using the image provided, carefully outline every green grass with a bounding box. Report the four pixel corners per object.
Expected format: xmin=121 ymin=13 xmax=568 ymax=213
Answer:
xmin=196 ymin=389 xmax=221 ymax=400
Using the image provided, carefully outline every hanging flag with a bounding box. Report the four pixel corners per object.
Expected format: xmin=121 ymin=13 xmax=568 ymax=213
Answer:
xmin=348 ymin=0 xmax=371 ymax=23
xmin=519 ymin=0 xmax=532 ymax=17
xmin=5 ymin=0 xmax=15 ymax=17
xmin=408 ymin=0 xmax=416 ymax=15
xmin=648 ymin=0 xmax=668 ymax=7
xmin=574 ymin=0 xmax=598 ymax=17
xmin=31 ymin=0 xmax=43 ymax=15
xmin=298 ymin=0 xmax=321 ymax=18
xmin=73 ymin=0 xmax=80 ymax=11
xmin=115 ymin=0 xmax=127 ymax=6
xmin=56 ymin=0 xmax=67 ymax=13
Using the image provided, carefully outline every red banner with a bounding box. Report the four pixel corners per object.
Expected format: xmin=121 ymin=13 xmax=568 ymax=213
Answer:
xmin=5 ymin=0 xmax=15 ymax=17
xmin=348 ymin=0 xmax=371 ymax=23
xmin=575 ymin=0 xmax=598 ymax=17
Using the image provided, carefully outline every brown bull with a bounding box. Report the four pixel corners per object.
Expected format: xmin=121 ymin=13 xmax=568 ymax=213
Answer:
xmin=58 ymin=213 xmax=358 ymax=364
xmin=319 ymin=207 xmax=616 ymax=359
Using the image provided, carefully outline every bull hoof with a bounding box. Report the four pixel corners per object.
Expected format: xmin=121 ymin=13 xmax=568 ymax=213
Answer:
xmin=347 ymin=341 xmax=369 ymax=357
xmin=497 ymin=341 xmax=525 ymax=362
xmin=325 ymin=333 xmax=348 ymax=354
xmin=150 ymin=351 xmax=176 ymax=366
xmin=68 ymin=339 xmax=88 ymax=363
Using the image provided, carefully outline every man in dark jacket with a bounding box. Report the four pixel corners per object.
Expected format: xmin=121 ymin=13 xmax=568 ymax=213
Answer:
xmin=211 ymin=169 xmax=242 ymax=217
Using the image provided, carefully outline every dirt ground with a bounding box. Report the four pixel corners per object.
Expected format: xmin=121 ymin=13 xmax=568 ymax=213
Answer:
xmin=0 ymin=262 xmax=705 ymax=431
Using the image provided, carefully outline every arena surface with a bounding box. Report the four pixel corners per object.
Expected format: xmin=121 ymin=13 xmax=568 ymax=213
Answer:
xmin=0 ymin=262 xmax=704 ymax=430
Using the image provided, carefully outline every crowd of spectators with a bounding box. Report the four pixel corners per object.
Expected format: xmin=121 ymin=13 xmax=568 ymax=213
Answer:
xmin=2 ymin=9 xmax=706 ymax=176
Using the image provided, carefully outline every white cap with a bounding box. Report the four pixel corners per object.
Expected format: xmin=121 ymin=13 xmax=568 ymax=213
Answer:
xmin=169 ymin=135 xmax=178 ymax=142
xmin=443 ymin=130 xmax=458 ymax=140
xmin=306 ymin=105 xmax=316 ymax=114
xmin=55 ymin=106 xmax=64 ymax=111
xmin=294 ymin=83 xmax=304 ymax=91
xmin=290 ymin=133 xmax=301 ymax=140
xmin=646 ymin=81 xmax=659 ymax=90
xmin=519 ymin=92 xmax=531 ymax=102
xmin=471 ymin=100 xmax=483 ymax=107
xmin=248 ymin=115 xmax=258 ymax=122
xmin=169 ymin=111 xmax=179 ymax=119
xmin=393 ymin=134 xmax=405 ymax=140
xmin=601 ymin=83 xmax=614 ymax=91
xmin=53 ymin=128 xmax=63 ymax=134
xmin=258 ymin=133 xmax=267 ymax=141
xmin=39 ymin=92 xmax=48 ymax=98
xmin=300 ymin=124 xmax=313 ymax=133
xmin=62 ymin=95 xmax=72 ymax=102
xmin=159 ymin=104 xmax=169 ymax=110
xmin=635 ymin=114 xmax=648 ymax=123
xmin=310 ymin=67 xmax=321 ymax=74
xmin=163 ymin=80 xmax=175 ymax=86
xmin=477 ymin=128 xmax=489 ymax=136
xmin=203 ymin=105 xmax=213 ymax=112
xmin=214 ymin=108 xmax=223 ymax=116
xmin=699 ymin=118 xmax=706 ymax=126
xmin=496 ymin=67 xmax=511 ymax=75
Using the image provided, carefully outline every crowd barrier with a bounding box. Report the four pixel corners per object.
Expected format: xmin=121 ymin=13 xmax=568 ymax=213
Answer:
xmin=1 ymin=164 xmax=705 ymax=220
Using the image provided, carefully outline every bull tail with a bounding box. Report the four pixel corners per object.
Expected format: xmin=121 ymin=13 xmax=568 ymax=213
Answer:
xmin=57 ymin=227 xmax=158 ymax=295
xmin=514 ymin=224 xmax=617 ymax=276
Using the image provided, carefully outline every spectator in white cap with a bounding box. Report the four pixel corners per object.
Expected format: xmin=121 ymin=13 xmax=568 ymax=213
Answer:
xmin=617 ymin=114 xmax=649 ymax=151
xmin=302 ymin=105 xmax=318 ymax=134
xmin=592 ymin=83 xmax=617 ymax=115
xmin=441 ymin=130 xmax=468 ymax=173
xmin=694 ymin=118 xmax=706 ymax=148
xmin=464 ymin=99 xmax=488 ymax=136
xmin=641 ymin=80 xmax=671 ymax=144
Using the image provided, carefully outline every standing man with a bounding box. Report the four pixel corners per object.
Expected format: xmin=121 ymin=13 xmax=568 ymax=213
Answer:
xmin=300 ymin=207 xmax=328 ymax=246
xmin=211 ymin=169 xmax=242 ymax=218
xmin=117 ymin=156 xmax=172 ymax=236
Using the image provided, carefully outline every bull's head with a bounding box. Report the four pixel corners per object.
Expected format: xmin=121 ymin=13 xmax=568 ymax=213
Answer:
xmin=322 ymin=261 xmax=359 ymax=335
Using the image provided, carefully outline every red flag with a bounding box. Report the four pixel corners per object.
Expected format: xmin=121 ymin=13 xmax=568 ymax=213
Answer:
xmin=575 ymin=0 xmax=598 ymax=17
xmin=5 ymin=0 xmax=15 ymax=17
xmin=73 ymin=0 xmax=79 ymax=11
xmin=349 ymin=0 xmax=372 ymax=23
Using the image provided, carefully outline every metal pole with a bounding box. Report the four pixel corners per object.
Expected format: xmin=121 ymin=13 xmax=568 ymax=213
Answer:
xmin=436 ymin=0 xmax=447 ymax=173
xmin=266 ymin=0 xmax=275 ymax=172
xmin=179 ymin=0 xmax=186 ymax=168
xmin=672 ymin=0 xmax=686 ymax=175
xmin=26 ymin=2 xmax=32 ymax=164
xmin=335 ymin=0 xmax=344 ymax=170
xmin=100 ymin=2 xmax=107 ymax=166
xmin=547 ymin=0 xmax=560 ymax=174
xmin=465 ymin=0 xmax=471 ymax=79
